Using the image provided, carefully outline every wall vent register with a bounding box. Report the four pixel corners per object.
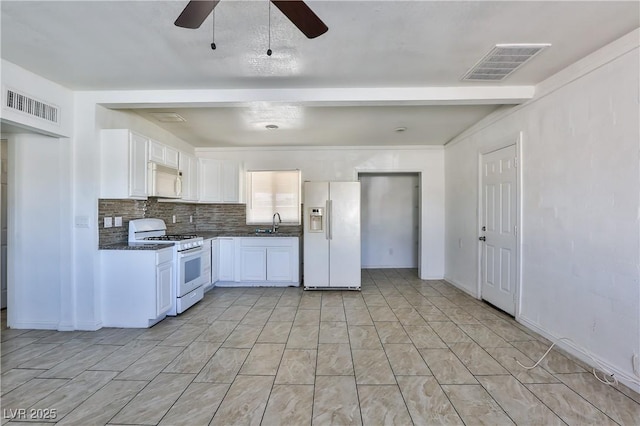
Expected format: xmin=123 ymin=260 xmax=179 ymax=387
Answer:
xmin=4 ymin=88 xmax=59 ymax=124
xmin=462 ymin=43 xmax=551 ymax=81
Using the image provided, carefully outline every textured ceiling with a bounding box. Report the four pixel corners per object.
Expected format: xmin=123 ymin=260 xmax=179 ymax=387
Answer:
xmin=2 ymin=1 xmax=638 ymax=146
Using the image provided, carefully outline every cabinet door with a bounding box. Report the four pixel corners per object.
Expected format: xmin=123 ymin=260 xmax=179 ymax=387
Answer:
xmin=267 ymin=247 xmax=293 ymax=282
xmin=218 ymin=238 xmax=235 ymax=281
xmin=179 ymin=153 xmax=198 ymax=201
xmin=211 ymin=239 xmax=219 ymax=283
xmin=199 ymin=159 xmax=222 ymax=202
xmin=156 ymin=261 xmax=174 ymax=316
xmin=240 ymin=247 xmax=267 ymax=281
xmin=149 ymin=140 xmax=165 ymax=164
xmin=165 ymin=147 xmax=179 ymax=168
xmin=129 ymin=133 xmax=149 ymax=198
xmin=202 ymin=242 xmax=212 ymax=289
xmin=222 ymin=162 xmax=240 ymax=202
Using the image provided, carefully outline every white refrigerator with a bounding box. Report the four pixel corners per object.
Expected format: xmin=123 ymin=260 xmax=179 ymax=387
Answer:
xmin=304 ymin=181 xmax=361 ymax=289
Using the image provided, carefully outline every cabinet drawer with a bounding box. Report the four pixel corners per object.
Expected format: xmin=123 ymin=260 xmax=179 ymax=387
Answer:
xmin=240 ymin=237 xmax=294 ymax=247
xmin=156 ymin=247 xmax=174 ymax=264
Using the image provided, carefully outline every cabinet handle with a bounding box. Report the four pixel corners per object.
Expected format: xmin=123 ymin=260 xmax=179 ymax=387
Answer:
xmin=175 ymin=177 xmax=183 ymax=196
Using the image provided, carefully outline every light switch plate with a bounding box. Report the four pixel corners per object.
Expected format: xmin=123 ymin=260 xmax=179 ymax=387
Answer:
xmin=74 ymin=216 xmax=90 ymax=228
xmin=104 ymin=217 xmax=113 ymax=228
xmin=114 ymin=216 xmax=123 ymax=227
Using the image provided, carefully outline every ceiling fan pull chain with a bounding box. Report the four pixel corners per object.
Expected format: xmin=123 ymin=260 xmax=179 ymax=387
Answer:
xmin=210 ymin=9 xmax=216 ymax=50
xmin=267 ymin=0 xmax=272 ymax=56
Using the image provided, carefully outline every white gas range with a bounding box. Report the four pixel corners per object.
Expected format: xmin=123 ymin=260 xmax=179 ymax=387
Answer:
xmin=129 ymin=218 xmax=205 ymax=315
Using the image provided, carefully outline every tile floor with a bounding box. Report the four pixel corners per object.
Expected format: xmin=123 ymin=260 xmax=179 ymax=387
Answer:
xmin=2 ymin=269 xmax=639 ymax=425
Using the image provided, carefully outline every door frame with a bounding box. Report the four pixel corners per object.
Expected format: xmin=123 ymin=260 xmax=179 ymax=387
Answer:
xmin=476 ymin=132 xmax=523 ymax=319
xmin=356 ymin=170 xmax=422 ymax=278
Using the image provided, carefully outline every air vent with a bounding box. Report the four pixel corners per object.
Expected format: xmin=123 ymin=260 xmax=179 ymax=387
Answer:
xmin=462 ymin=44 xmax=550 ymax=81
xmin=5 ymin=88 xmax=59 ymax=123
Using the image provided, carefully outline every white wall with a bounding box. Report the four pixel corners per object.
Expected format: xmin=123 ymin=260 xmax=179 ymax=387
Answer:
xmin=361 ymin=173 xmax=419 ymax=268
xmin=197 ymin=146 xmax=445 ymax=279
xmin=1 ymin=60 xmax=74 ymax=137
xmin=7 ymin=134 xmax=72 ymax=329
xmin=445 ymin=32 xmax=640 ymax=390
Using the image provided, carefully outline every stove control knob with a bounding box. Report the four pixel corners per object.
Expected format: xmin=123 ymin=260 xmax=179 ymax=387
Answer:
xmin=185 ymin=243 xmax=192 ymax=249
xmin=198 ymin=240 xmax=203 ymax=246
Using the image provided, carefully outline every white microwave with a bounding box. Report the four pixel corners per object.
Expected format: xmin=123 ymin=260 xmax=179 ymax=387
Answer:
xmin=148 ymin=162 xmax=182 ymax=198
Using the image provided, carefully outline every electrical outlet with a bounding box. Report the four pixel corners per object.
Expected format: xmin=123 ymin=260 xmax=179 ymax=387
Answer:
xmin=103 ymin=217 xmax=112 ymax=228
xmin=172 ymin=215 xmax=177 ymax=224
xmin=189 ymin=215 xmax=193 ymax=223
xmin=633 ymin=353 xmax=640 ymax=377
xmin=114 ymin=216 xmax=123 ymax=227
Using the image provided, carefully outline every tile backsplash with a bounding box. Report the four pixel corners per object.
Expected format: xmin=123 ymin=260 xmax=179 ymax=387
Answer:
xmin=98 ymin=198 xmax=302 ymax=245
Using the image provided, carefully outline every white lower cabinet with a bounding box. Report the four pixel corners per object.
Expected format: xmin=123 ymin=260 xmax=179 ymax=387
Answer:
xmin=202 ymin=238 xmax=213 ymax=291
xmin=213 ymin=237 xmax=300 ymax=287
xmin=101 ymin=247 xmax=175 ymax=328
xmin=240 ymin=247 xmax=267 ymax=281
xmin=267 ymin=247 xmax=295 ymax=282
xmin=218 ymin=238 xmax=235 ymax=282
xmin=211 ymin=239 xmax=219 ymax=283
xmin=156 ymin=259 xmax=174 ymax=316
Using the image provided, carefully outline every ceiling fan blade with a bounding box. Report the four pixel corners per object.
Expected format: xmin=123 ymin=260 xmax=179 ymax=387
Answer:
xmin=175 ymin=0 xmax=220 ymax=29
xmin=271 ymin=1 xmax=328 ymax=39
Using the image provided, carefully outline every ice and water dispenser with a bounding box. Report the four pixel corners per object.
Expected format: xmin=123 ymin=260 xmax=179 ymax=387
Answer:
xmin=309 ymin=207 xmax=324 ymax=232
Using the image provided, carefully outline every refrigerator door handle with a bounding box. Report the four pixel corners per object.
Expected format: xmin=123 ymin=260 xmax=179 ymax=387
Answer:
xmin=326 ymin=199 xmax=332 ymax=240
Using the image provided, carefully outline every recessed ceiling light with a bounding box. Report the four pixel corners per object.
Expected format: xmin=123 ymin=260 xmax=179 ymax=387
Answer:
xmin=394 ymin=127 xmax=407 ymax=133
xmin=265 ymin=124 xmax=279 ymax=130
xmin=149 ymin=112 xmax=186 ymax=123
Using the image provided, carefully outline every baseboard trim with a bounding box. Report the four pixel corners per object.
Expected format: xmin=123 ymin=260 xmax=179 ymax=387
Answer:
xmin=8 ymin=320 xmax=59 ymax=330
xmin=75 ymin=320 xmax=102 ymax=331
xmin=443 ymin=276 xmax=478 ymax=298
xmin=518 ymin=315 xmax=640 ymax=394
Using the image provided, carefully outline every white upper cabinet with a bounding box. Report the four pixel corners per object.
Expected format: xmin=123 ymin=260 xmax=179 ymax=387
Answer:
xmin=179 ymin=152 xmax=198 ymax=202
xmin=149 ymin=140 xmax=179 ymax=169
xmin=100 ymin=129 xmax=148 ymax=199
xmin=198 ymin=158 xmax=243 ymax=203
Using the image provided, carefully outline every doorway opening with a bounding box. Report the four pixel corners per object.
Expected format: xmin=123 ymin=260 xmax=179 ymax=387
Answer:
xmin=359 ymin=173 xmax=420 ymax=269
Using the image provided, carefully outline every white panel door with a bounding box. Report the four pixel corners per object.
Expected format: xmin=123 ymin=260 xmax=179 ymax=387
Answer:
xmin=481 ymin=145 xmax=517 ymax=315
xmin=329 ymin=182 xmax=361 ymax=288
xmin=303 ymin=182 xmax=329 ymax=287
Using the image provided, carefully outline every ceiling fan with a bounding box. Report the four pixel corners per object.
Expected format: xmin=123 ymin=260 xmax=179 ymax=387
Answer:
xmin=174 ymin=0 xmax=328 ymax=39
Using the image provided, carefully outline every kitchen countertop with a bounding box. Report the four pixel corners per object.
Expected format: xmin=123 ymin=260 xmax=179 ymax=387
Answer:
xmin=99 ymin=242 xmax=175 ymax=251
xmin=99 ymin=233 xmax=301 ymax=250
xmin=197 ymin=232 xmax=301 ymax=239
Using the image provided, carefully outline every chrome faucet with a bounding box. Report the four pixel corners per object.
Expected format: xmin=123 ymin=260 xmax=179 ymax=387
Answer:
xmin=272 ymin=212 xmax=281 ymax=233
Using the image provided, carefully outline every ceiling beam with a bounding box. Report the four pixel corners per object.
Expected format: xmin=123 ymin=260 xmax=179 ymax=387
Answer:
xmin=87 ymin=86 xmax=535 ymax=109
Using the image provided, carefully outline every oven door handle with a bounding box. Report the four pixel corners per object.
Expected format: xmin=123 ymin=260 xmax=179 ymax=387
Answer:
xmin=178 ymin=247 xmax=203 ymax=257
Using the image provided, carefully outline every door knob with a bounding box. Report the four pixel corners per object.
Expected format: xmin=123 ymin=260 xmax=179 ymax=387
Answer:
xmin=479 ymin=236 xmax=486 ymax=241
